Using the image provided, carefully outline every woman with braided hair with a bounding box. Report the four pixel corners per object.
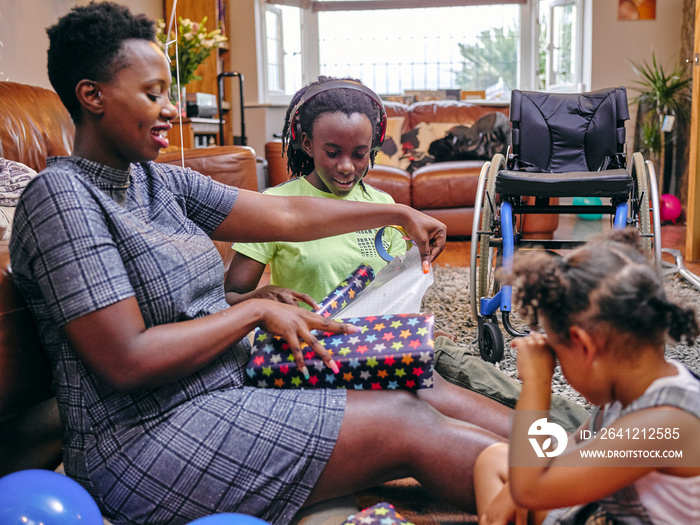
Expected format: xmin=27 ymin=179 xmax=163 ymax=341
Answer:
xmin=474 ymin=228 xmax=700 ymax=525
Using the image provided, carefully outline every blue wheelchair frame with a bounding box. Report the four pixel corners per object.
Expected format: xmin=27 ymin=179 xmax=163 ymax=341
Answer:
xmin=479 ymin=199 xmax=628 ymax=321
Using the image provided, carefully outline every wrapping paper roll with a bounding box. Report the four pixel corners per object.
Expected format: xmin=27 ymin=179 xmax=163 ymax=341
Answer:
xmin=314 ymin=263 xmax=375 ymax=318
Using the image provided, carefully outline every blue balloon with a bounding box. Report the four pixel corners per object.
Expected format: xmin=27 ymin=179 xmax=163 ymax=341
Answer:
xmin=189 ymin=513 xmax=272 ymax=525
xmin=573 ymin=196 xmax=603 ymax=220
xmin=0 ymin=469 xmax=103 ymax=524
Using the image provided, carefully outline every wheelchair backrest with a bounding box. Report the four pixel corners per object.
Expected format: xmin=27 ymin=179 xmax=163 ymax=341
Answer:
xmin=509 ymin=87 xmax=629 ymax=173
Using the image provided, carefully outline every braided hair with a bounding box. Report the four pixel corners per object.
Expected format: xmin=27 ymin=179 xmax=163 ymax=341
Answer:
xmin=281 ymin=76 xmax=384 ymax=179
xmin=503 ymin=229 xmax=699 ymax=348
xmin=47 ymin=1 xmax=156 ymax=123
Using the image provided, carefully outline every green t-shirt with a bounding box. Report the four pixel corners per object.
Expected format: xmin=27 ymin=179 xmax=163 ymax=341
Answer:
xmin=233 ymin=177 xmax=407 ymax=307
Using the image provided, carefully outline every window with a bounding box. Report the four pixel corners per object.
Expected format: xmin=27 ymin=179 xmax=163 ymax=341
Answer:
xmin=261 ymin=3 xmax=304 ymax=103
xmin=539 ymin=0 xmax=583 ymax=92
xmin=318 ymin=5 xmax=520 ymax=96
xmin=259 ymin=0 xmax=585 ymax=102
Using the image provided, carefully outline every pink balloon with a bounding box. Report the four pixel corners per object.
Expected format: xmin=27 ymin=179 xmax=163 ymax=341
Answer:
xmin=659 ymin=194 xmax=682 ymax=223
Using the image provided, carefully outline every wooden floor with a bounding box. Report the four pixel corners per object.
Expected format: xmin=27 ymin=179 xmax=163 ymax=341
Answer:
xmin=435 ymin=216 xmax=700 ymax=277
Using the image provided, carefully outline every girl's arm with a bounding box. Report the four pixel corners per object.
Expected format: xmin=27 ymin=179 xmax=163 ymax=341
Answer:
xmin=63 ymin=295 xmax=355 ymax=392
xmin=224 ymin=251 xmax=318 ymax=309
xmin=475 ymin=443 xmax=523 ymax=525
xmin=510 ymin=407 xmax=699 ymax=510
xmin=508 ymin=334 xmax=700 ymax=510
xmin=211 ymin=190 xmax=446 ymax=270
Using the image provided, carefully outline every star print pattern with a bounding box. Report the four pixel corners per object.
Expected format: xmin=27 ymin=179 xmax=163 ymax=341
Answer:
xmin=247 ymin=313 xmax=434 ymax=390
xmin=342 ymin=503 xmax=414 ymax=525
xmin=315 ymin=263 xmax=375 ymax=318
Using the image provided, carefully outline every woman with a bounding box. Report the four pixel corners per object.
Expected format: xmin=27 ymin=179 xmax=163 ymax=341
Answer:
xmin=9 ymin=3 xmax=506 ymax=524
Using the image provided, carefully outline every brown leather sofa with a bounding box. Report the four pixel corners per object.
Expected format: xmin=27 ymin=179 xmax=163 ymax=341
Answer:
xmin=0 ymin=81 xmax=257 ymax=477
xmin=266 ymin=99 xmax=558 ymax=237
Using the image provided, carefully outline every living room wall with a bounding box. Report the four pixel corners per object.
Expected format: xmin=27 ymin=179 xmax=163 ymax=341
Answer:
xmin=0 ymin=0 xmax=689 ymax=159
xmin=587 ymin=0 xmax=684 ymax=93
xmin=0 ymin=0 xmax=161 ymax=89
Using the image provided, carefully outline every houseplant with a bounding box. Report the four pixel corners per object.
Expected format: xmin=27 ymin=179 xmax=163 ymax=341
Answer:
xmin=631 ymin=52 xmax=692 ymax=194
xmin=155 ymin=16 xmax=227 ymax=106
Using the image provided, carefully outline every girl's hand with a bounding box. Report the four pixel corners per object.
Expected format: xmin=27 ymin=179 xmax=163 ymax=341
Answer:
xmin=400 ymin=210 xmax=446 ymax=273
xmin=256 ymin=300 xmax=358 ymax=376
xmin=479 ymin=483 xmax=526 ymax=525
xmin=249 ymin=285 xmax=319 ymax=310
xmin=512 ymin=332 xmax=556 ymax=386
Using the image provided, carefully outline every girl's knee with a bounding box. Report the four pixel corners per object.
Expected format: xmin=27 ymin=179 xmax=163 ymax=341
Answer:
xmin=475 ymin=442 xmax=509 ymax=478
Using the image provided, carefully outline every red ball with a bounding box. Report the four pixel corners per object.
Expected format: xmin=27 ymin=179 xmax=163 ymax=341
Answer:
xmin=659 ymin=194 xmax=682 ymax=223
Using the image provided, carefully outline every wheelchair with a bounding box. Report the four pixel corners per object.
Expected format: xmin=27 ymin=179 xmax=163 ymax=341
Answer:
xmin=469 ymin=87 xmax=662 ymax=363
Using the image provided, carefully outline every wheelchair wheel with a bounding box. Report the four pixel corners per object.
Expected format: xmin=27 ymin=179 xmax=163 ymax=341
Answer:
xmin=630 ymin=152 xmax=652 ymax=254
xmin=479 ymin=319 xmax=504 ymax=363
xmin=477 ymin=154 xmax=505 ymax=310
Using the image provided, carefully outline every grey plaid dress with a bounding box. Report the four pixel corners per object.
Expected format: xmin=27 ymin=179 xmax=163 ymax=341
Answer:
xmin=9 ymin=157 xmax=347 ymax=525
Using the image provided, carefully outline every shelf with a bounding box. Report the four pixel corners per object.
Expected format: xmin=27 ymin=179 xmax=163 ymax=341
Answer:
xmin=169 ymin=118 xmax=221 ymax=150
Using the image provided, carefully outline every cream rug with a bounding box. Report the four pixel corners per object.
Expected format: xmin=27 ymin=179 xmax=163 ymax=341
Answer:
xmin=422 ymin=265 xmax=700 ymax=406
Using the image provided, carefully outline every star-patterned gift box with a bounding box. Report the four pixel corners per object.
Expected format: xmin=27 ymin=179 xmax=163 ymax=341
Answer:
xmin=315 ymin=263 xmax=375 ymax=318
xmin=246 ymin=313 xmax=434 ymax=390
xmin=342 ymin=502 xmax=414 ymax=525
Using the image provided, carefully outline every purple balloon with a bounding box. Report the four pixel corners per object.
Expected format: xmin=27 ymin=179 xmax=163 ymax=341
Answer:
xmin=0 ymin=469 xmax=103 ymax=524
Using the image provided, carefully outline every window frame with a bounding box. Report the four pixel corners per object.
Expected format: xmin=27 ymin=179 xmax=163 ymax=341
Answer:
xmin=540 ymin=0 xmax=584 ymax=92
xmin=257 ymin=0 xmax=586 ymax=104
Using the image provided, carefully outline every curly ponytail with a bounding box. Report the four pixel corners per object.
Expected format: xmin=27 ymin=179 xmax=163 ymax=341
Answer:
xmin=504 ymin=228 xmax=699 ymax=347
xmin=507 ymin=251 xmax=570 ymax=330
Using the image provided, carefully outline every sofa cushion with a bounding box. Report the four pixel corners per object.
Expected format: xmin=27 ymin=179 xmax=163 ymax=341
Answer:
xmin=1 ymin=158 xmax=38 ymax=240
xmin=406 ymin=99 xmax=509 ymax=130
xmin=364 ymin=165 xmax=411 ymax=206
xmin=429 ymin=112 xmax=510 ymax=163
xmin=411 ymin=160 xmax=484 ymax=210
xmin=157 ymin=146 xmax=258 ymax=191
xmin=400 ymin=121 xmax=460 ymax=172
xmin=375 ymin=116 xmax=408 ymax=170
xmin=382 ymin=100 xmax=411 ymax=127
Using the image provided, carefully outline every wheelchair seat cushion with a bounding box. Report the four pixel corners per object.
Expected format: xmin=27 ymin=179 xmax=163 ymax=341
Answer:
xmin=496 ymin=168 xmax=633 ymax=198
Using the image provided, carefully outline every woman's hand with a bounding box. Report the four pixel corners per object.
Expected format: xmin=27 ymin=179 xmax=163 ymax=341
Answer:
xmin=254 ymin=299 xmax=359 ymax=376
xmin=512 ymin=332 xmax=556 ymax=387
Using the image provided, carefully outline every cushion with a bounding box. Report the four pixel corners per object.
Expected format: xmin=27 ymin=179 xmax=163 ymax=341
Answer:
xmin=428 ymin=112 xmax=510 ymax=163
xmin=0 ymin=157 xmax=38 ymax=239
xmin=400 ymin=122 xmax=459 ymax=172
xmin=375 ymin=116 xmax=409 ymax=170
xmin=0 ymin=157 xmax=38 ymax=206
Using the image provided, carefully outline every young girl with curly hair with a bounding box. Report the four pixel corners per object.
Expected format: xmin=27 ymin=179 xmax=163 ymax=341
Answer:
xmin=474 ymin=229 xmax=700 ymax=525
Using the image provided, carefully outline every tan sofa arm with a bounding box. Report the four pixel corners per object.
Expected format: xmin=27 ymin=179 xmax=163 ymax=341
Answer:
xmin=157 ymin=146 xmax=258 ymax=191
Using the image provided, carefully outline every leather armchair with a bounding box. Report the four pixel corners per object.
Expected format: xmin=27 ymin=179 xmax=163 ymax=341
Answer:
xmin=0 ymin=81 xmax=257 ymax=476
